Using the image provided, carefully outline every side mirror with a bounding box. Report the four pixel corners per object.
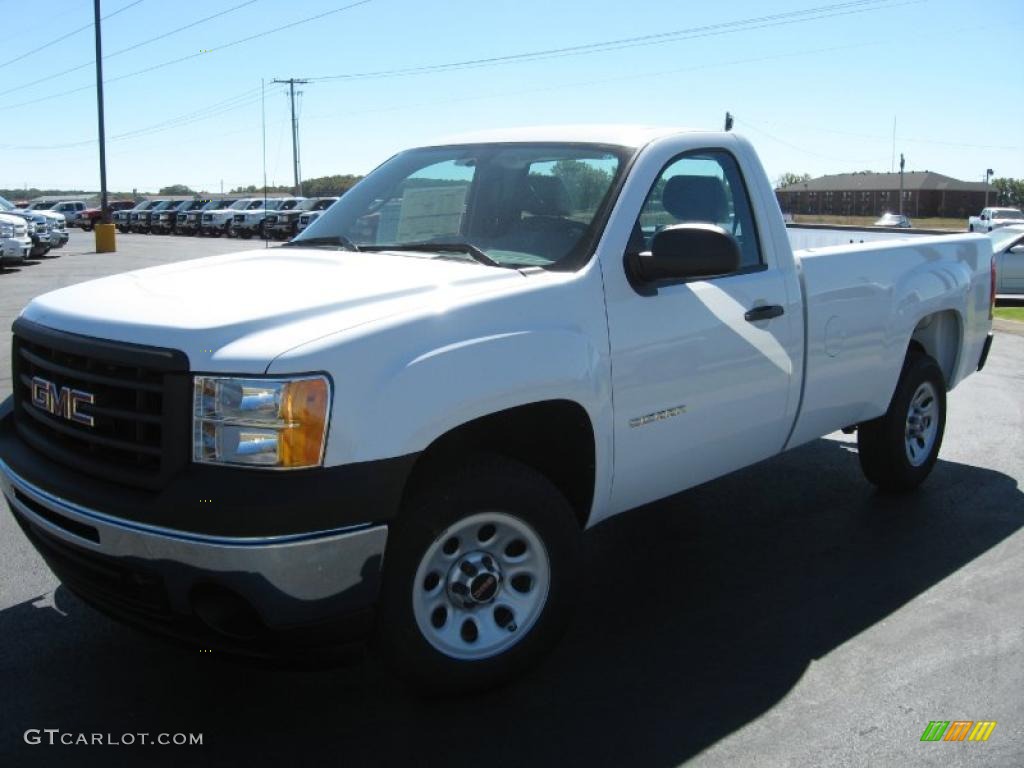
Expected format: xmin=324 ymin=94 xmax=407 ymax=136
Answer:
xmin=628 ymin=223 xmax=741 ymax=284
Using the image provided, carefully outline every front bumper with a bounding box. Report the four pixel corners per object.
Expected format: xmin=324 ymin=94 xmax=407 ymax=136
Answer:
xmin=49 ymin=230 xmax=69 ymax=247
xmin=2 ymin=454 xmax=387 ymax=651
xmin=2 ymin=236 xmax=31 ymax=259
xmin=0 ymin=402 xmax=415 ymax=654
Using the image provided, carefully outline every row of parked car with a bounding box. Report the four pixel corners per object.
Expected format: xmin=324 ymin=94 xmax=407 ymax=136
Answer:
xmin=0 ymin=195 xmax=72 ymax=264
xmin=102 ymin=196 xmax=339 ymax=240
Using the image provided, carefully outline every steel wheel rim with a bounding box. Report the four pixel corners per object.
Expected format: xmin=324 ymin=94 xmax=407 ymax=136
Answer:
xmin=412 ymin=511 xmax=551 ymax=661
xmin=905 ymin=381 xmax=939 ymax=466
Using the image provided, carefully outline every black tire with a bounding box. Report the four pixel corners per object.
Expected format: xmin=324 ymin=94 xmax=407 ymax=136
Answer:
xmin=968 ymin=225 xmax=974 ymax=232
xmin=82 ymin=222 xmax=93 ymax=232
xmin=858 ymin=348 xmax=946 ymax=493
xmin=377 ymin=454 xmax=581 ymax=694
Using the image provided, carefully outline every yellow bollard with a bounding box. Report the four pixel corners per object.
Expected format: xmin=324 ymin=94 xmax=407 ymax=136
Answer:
xmin=94 ymin=222 xmax=117 ymax=253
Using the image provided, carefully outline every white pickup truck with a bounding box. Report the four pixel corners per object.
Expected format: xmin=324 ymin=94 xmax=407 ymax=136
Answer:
xmin=968 ymin=206 xmax=1024 ymax=232
xmin=0 ymin=126 xmax=995 ymax=693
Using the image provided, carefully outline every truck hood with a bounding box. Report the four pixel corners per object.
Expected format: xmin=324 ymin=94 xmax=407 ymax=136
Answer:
xmin=22 ymin=247 xmax=527 ymax=372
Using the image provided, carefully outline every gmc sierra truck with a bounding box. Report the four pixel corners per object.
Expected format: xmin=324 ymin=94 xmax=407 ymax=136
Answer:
xmin=0 ymin=211 xmax=31 ymax=264
xmin=177 ymin=199 xmax=236 ymax=236
xmin=0 ymin=126 xmax=995 ymax=693
xmin=271 ymin=197 xmax=339 ymax=239
xmin=232 ymin=197 xmax=302 ymax=240
xmin=968 ymin=206 xmax=1024 ymax=232
xmin=200 ymin=198 xmax=264 ymax=237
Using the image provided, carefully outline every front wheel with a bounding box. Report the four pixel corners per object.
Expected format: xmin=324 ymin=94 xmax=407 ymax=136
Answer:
xmin=377 ymin=455 xmax=580 ymax=694
xmin=857 ymin=348 xmax=946 ymax=492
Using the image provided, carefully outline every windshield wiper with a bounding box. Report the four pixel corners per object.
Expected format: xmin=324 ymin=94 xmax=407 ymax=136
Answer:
xmin=362 ymin=242 xmax=501 ymax=268
xmin=283 ymin=235 xmax=360 ymax=251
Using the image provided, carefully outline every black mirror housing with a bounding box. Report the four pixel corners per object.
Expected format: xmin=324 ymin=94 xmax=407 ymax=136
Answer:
xmin=630 ymin=223 xmax=741 ymax=284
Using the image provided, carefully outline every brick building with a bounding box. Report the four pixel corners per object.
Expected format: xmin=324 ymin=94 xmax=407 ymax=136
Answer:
xmin=776 ymin=172 xmax=990 ymax=218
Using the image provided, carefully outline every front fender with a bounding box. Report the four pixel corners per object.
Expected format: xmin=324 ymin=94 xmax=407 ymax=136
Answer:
xmin=354 ymin=328 xmax=606 ymax=462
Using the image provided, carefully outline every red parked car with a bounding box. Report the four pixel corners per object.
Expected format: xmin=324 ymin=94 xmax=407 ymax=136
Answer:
xmin=78 ymin=200 xmax=137 ymax=231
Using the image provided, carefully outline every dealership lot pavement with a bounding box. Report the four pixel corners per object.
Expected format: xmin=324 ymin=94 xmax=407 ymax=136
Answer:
xmin=1 ymin=231 xmax=1022 ymax=766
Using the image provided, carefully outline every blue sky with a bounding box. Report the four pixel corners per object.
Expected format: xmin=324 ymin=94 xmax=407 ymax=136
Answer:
xmin=1 ymin=0 xmax=1021 ymax=193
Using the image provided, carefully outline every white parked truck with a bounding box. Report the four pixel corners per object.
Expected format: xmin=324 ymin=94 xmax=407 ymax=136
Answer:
xmin=199 ymin=198 xmax=266 ymax=237
xmin=0 ymin=211 xmax=32 ymax=263
xmin=0 ymin=126 xmax=995 ymax=693
xmin=968 ymin=206 xmax=1024 ymax=232
xmin=232 ymin=197 xmax=304 ymax=239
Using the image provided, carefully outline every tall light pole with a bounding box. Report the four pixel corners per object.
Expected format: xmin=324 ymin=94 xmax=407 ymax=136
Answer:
xmin=93 ymin=0 xmax=114 ymax=251
xmin=985 ymin=168 xmax=994 ymax=206
xmin=898 ymin=153 xmax=905 ymax=217
xmin=272 ymin=78 xmax=309 ymax=195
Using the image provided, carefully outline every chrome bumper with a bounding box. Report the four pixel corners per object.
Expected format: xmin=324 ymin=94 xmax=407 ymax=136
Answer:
xmin=1 ymin=457 xmax=388 ymax=628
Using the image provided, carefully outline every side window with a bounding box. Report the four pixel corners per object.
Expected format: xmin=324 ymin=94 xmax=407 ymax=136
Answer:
xmin=635 ymin=150 xmax=762 ymax=270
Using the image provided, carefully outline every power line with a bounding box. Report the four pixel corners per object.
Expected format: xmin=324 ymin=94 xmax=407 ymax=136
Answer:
xmin=0 ymin=0 xmax=259 ymax=98
xmin=0 ymin=0 xmax=146 ymax=70
xmin=0 ymin=0 xmax=373 ymax=113
xmin=303 ymin=41 xmax=880 ymax=124
xmin=0 ymin=87 xmax=275 ymax=150
xmin=307 ymin=0 xmax=917 ymax=83
xmin=738 ymin=114 xmax=1022 ymax=153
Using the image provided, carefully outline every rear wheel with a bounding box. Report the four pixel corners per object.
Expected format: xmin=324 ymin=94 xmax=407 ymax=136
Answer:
xmin=858 ymin=348 xmax=946 ymax=492
xmin=377 ymin=455 xmax=580 ymax=694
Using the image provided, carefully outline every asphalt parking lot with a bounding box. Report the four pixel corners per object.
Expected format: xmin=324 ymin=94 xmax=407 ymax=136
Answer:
xmin=1 ymin=230 xmax=1022 ymax=766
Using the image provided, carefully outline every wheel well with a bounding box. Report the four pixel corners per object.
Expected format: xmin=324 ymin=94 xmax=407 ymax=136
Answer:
xmin=909 ymin=310 xmax=961 ymax=387
xmin=403 ymin=400 xmax=596 ymax=529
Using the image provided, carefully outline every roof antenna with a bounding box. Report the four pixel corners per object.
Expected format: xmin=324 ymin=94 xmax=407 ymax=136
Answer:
xmin=724 ymin=112 xmax=734 ymax=131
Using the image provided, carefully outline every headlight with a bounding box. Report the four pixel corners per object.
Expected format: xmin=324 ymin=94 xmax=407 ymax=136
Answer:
xmin=192 ymin=375 xmax=330 ymax=469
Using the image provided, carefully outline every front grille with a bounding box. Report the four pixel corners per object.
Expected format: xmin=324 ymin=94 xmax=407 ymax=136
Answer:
xmin=265 ymin=215 xmax=278 ymax=224
xmin=12 ymin=319 xmax=190 ymax=490
xmin=202 ymin=213 xmax=212 ymax=222
xmin=233 ymin=214 xmax=245 ymax=223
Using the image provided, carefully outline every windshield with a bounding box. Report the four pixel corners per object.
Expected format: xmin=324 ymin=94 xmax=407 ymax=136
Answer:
xmin=990 ymin=226 xmax=1024 ymax=252
xmin=228 ymin=200 xmax=251 ymax=209
xmin=279 ymin=199 xmax=301 ymax=210
xmin=994 ymin=209 xmax=1023 ymax=220
xmin=246 ymin=200 xmax=265 ymax=210
xmin=295 ymin=142 xmax=629 ymax=269
xmin=313 ymin=198 xmax=335 ymax=210
xmin=0 ymin=195 xmax=13 ymax=211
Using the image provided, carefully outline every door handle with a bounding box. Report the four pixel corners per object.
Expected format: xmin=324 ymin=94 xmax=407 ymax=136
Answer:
xmin=744 ymin=304 xmax=785 ymax=322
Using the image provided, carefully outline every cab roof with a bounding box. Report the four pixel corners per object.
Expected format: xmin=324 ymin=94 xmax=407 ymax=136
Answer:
xmin=425 ymin=124 xmax=701 ymax=150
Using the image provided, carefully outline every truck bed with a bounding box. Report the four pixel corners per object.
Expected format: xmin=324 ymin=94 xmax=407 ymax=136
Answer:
xmin=786 ymin=233 xmax=992 ymax=449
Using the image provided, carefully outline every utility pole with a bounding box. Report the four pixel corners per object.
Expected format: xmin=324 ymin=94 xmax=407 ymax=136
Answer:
xmin=93 ymin=0 xmax=114 ymax=251
xmin=984 ymin=168 xmax=994 ymax=206
xmin=272 ymin=78 xmax=309 ymax=195
xmin=899 ymin=153 xmax=905 ymax=216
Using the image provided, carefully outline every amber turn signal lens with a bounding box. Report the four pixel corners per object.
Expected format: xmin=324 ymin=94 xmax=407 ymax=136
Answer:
xmin=279 ymin=378 xmax=329 ymax=468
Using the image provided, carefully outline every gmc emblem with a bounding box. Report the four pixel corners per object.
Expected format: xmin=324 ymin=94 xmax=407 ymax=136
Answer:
xmin=30 ymin=376 xmax=95 ymax=427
